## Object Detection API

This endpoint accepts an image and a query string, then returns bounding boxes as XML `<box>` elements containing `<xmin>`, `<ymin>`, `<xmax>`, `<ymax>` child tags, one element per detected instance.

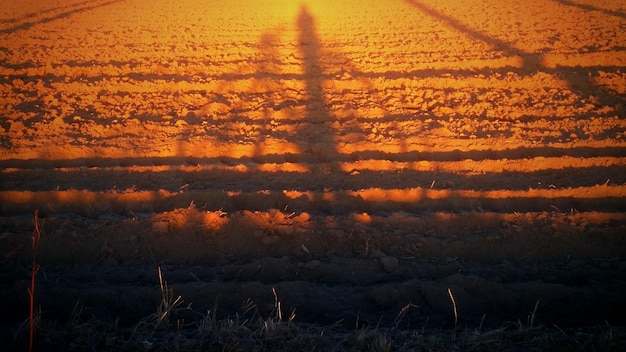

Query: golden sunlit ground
<box><xmin>1</xmin><ymin>0</ymin><xmax>626</xmax><ymax>350</ymax></box>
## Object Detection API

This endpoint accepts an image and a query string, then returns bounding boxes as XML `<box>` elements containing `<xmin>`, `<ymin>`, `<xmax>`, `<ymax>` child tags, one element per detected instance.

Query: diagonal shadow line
<box><xmin>0</xmin><ymin>0</ymin><xmax>98</xmax><ymax>25</ymax></box>
<box><xmin>402</xmin><ymin>0</ymin><xmax>624</xmax><ymax>110</ymax></box>
<box><xmin>552</xmin><ymin>0</ymin><xmax>626</xmax><ymax>20</ymax></box>
<box><xmin>0</xmin><ymin>0</ymin><xmax>125</xmax><ymax>35</ymax></box>
<box><xmin>402</xmin><ymin>0</ymin><xmax>540</xmax><ymax>71</ymax></box>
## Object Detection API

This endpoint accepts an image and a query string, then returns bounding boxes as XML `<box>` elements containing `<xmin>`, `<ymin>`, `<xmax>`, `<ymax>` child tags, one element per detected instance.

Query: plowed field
<box><xmin>1</xmin><ymin>0</ymin><xmax>626</xmax><ymax>349</ymax></box>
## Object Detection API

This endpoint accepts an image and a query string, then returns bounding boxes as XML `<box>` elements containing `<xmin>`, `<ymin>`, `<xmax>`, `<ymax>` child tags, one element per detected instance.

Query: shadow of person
<box><xmin>295</xmin><ymin>5</ymin><xmax>340</xmax><ymax>168</ymax></box>
<box><xmin>297</xmin><ymin>5</ymin><xmax>328</xmax><ymax>125</ymax></box>
<box><xmin>251</xmin><ymin>30</ymin><xmax>284</xmax><ymax>162</ymax></box>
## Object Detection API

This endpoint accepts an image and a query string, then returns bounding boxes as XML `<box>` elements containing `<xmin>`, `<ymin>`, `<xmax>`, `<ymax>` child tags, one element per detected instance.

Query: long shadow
<box><xmin>291</xmin><ymin>5</ymin><xmax>400</xmax><ymax>165</ymax></box>
<box><xmin>250</xmin><ymin>30</ymin><xmax>284</xmax><ymax>161</ymax></box>
<box><xmin>0</xmin><ymin>0</ymin><xmax>97</xmax><ymax>25</ymax></box>
<box><xmin>0</xmin><ymin>0</ymin><xmax>125</xmax><ymax>35</ymax></box>
<box><xmin>402</xmin><ymin>0</ymin><xmax>624</xmax><ymax>110</ymax></box>
<box><xmin>552</xmin><ymin>0</ymin><xmax>626</xmax><ymax>20</ymax></box>
<box><xmin>295</xmin><ymin>5</ymin><xmax>338</xmax><ymax>162</ymax></box>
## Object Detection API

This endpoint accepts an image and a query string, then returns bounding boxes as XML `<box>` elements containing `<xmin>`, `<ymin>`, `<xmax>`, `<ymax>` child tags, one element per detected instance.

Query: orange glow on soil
<box><xmin>0</xmin><ymin>0</ymin><xmax>625</xmax><ymax>217</ymax></box>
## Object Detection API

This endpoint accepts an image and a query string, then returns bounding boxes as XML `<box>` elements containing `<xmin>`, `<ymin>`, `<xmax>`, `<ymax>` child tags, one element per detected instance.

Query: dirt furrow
<box><xmin>1</xmin><ymin>184</ymin><xmax>625</xmax><ymax>217</ymax></box>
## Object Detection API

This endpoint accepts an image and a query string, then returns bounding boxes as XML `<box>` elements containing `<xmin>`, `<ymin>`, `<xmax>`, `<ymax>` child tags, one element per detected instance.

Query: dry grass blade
<box><xmin>155</xmin><ymin>266</ymin><xmax>185</xmax><ymax>329</ymax></box>
<box><xmin>28</xmin><ymin>210</ymin><xmax>44</xmax><ymax>352</ymax></box>
<box><xmin>447</xmin><ymin>288</ymin><xmax>458</xmax><ymax>329</ymax></box>
<box><xmin>448</xmin><ymin>287</ymin><xmax>459</xmax><ymax>344</ymax></box>
<box><xmin>272</xmin><ymin>287</ymin><xmax>282</xmax><ymax>322</ymax></box>
<box><xmin>394</xmin><ymin>303</ymin><xmax>418</xmax><ymax>328</ymax></box>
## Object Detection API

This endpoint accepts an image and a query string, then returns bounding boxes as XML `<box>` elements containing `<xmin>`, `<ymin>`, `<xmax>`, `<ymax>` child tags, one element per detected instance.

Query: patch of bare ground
<box><xmin>1</xmin><ymin>0</ymin><xmax>626</xmax><ymax>350</ymax></box>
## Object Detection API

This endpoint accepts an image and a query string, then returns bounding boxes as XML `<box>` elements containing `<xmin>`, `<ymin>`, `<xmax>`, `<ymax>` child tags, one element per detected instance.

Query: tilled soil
<box><xmin>1</xmin><ymin>0</ymin><xmax>626</xmax><ymax>346</ymax></box>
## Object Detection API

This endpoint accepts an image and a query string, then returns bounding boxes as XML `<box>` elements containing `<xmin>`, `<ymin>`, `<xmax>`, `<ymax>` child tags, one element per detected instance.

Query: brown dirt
<box><xmin>1</xmin><ymin>0</ymin><xmax>626</xmax><ymax>347</ymax></box>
